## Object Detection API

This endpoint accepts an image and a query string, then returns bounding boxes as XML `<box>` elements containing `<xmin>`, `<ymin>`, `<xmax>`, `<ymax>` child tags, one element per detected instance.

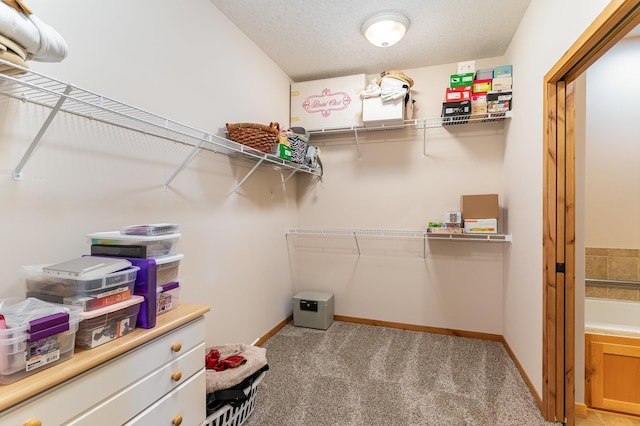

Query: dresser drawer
<box><xmin>68</xmin><ymin>343</ymin><xmax>204</xmax><ymax>425</ymax></box>
<box><xmin>0</xmin><ymin>317</ymin><xmax>205</xmax><ymax>426</ymax></box>
<box><xmin>125</xmin><ymin>368</ymin><xmax>206</xmax><ymax>426</ymax></box>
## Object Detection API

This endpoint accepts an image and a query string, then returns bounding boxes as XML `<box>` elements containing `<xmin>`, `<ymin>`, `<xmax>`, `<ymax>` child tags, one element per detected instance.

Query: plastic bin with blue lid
<box><xmin>0</xmin><ymin>297</ymin><xmax>82</xmax><ymax>384</ymax></box>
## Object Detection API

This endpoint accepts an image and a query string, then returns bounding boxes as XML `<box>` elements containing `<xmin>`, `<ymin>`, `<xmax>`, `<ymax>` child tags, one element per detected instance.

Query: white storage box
<box><xmin>76</xmin><ymin>295</ymin><xmax>143</xmax><ymax>349</ymax></box>
<box><xmin>362</xmin><ymin>97</ymin><xmax>405</xmax><ymax>127</ymax></box>
<box><xmin>464</xmin><ymin>218</ymin><xmax>498</xmax><ymax>234</ymax></box>
<box><xmin>157</xmin><ymin>281</ymin><xmax>180</xmax><ymax>316</ymax></box>
<box><xmin>87</xmin><ymin>231</ymin><xmax>181</xmax><ymax>258</ymax></box>
<box><xmin>0</xmin><ymin>298</ymin><xmax>82</xmax><ymax>384</ymax></box>
<box><xmin>290</xmin><ymin>74</ymin><xmax>366</xmax><ymax>130</ymax></box>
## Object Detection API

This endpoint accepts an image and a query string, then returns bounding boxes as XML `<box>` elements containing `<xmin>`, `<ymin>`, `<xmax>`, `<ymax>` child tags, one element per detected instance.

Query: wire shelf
<box><xmin>285</xmin><ymin>227</ymin><xmax>511</xmax><ymax>258</ymax></box>
<box><xmin>0</xmin><ymin>60</ymin><xmax>322</xmax><ymax>187</ymax></box>
<box><xmin>307</xmin><ymin>111</ymin><xmax>512</xmax><ymax>136</ymax></box>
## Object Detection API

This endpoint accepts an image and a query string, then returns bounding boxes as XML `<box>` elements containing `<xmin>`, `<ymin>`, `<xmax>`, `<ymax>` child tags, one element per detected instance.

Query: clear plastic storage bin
<box><xmin>76</xmin><ymin>295</ymin><xmax>143</xmax><ymax>349</ymax></box>
<box><xmin>155</xmin><ymin>253</ymin><xmax>183</xmax><ymax>286</ymax></box>
<box><xmin>0</xmin><ymin>298</ymin><xmax>82</xmax><ymax>384</ymax></box>
<box><xmin>24</xmin><ymin>265</ymin><xmax>139</xmax><ymax>311</ymax></box>
<box><xmin>87</xmin><ymin>231</ymin><xmax>181</xmax><ymax>258</ymax></box>
<box><xmin>157</xmin><ymin>281</ymin><xmax>180</xmax><ymax>316</ymax></box>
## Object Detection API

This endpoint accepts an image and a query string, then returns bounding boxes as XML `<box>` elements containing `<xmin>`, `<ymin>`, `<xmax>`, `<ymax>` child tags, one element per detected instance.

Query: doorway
<box><xmin>542</xmin><ymin>1</ymin><xmax>640</xmax><ymax>425</ymax></box>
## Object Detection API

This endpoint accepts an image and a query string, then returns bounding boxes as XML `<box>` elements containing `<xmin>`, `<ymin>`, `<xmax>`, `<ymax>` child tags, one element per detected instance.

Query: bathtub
<box><xmin>584</xmin><ymin>297</ymin><xmax>640</xmax><ymax>337</ymax></box>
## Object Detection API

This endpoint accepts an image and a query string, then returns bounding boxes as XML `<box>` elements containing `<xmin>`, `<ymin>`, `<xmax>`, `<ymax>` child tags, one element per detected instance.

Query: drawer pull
<box><xmin>171</xmin><ymin>342</ymin><xmax>182</xmax><ymax>352</ymax></box>
<box><xmin>172</xmin><ymin>415</ymin><xmax>183</xmax><ymax>425</ymax></box>
<box><xmin>23</xmin><ymin>420</ymin><xmax>42</xmax><ymax>426</ymax></box>
<box><xmin>171</xmin><ymin>371</ymin><xmax>183</xmax><ymax>381</ymax></box>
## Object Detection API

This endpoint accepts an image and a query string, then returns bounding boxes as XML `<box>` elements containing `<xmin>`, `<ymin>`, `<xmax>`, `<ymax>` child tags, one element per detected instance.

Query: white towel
<box><xmin>0</xmin><ymin>2</ymin><xmax>67</xmax><ymax>62</ymax></box>
<box><xmin>205</xmin><ymin>344</ymin><xmax>268</xmax><ymax>393</ymax></box>
<box><xmin>26</xmin><ymin>14</ymin><xmax>67</xmax><ymax>62</ymax></box>
<box><xmin>0</xmin><ymin>1</ymin><xmax>39</xmax><ymax>52</ymax></box>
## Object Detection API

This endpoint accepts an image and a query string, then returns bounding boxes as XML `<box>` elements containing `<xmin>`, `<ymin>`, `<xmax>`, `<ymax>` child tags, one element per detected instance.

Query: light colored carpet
<box><xmin>244</xmin><ymin>321</ymin><xmax>560</xmax><ymax>426</ymax></box>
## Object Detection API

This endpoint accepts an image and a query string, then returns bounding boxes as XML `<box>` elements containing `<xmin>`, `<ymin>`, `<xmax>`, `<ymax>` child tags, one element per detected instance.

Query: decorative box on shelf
<box><xmin>291</xmin><ymin>74</ymin><xmax>366</xmax><ymax>130</ymax></box>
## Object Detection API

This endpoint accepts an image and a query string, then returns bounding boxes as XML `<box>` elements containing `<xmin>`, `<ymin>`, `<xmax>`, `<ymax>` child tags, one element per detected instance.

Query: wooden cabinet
<box><xmin>586</xmin><ymin>333</ymin><xmax>640</xmax><ymax>416</ymax></box>
<box><xmin>0</xmin><ymin>303</ymin><xmax>209</xmax><ymax>426</ymax></box>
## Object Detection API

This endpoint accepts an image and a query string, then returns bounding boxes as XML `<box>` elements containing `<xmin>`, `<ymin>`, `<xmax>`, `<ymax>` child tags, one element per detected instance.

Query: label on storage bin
<box><xmin>91</xmin><ymin>317</ymin><xmax>135</xmax><ymax>347</ymax></box>
<box><xmin>25</xmin><ymin>336</ymin><xmax>61</xmax><ymax>372</ymax></box>
<box><xmin>157</xmin><ymin>293</ymin><xmax>174</xmax><ymax>313</ymax></box>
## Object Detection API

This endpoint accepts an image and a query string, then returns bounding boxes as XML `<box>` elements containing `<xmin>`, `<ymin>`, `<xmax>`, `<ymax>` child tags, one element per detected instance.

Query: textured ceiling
<box><xmin>209</xmin><ymin>0</ymin><xmax>531</xmax><ymax>82</ymax></box>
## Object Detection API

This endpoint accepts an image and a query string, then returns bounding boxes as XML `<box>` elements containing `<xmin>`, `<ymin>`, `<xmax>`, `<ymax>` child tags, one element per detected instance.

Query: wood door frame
<box><xmin>542</xmin><ymin>1</ymin><xmax>640</xmax><ymax>424</ymax></box>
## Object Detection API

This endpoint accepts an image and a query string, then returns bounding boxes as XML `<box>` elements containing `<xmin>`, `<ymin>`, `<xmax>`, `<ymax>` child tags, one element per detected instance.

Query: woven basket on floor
<box><xmin>226</xmin><ymin>122</ymin><xmax>280</xmax><ymax>154</ymax></box>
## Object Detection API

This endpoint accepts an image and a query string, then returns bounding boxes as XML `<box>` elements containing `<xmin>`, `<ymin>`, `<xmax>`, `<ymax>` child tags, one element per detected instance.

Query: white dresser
<box><xmin>0</xmin><ymin>303</ymin><xmax>210</xmax><ymax>426</ymax></box>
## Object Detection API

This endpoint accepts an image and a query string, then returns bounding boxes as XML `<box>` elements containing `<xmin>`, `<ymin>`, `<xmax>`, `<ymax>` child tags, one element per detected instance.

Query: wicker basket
<box><xmin>226</xmin><ymin>122</ymin><xmax>280</xmax><ymax>154</ymax></box>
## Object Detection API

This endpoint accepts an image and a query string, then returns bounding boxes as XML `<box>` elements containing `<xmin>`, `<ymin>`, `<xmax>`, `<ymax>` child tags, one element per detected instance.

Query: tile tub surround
<box><xmin>586</xmin><ymin>248</ymin><xmax>639</xmax><ymax>282</ymax></box>
<box><xmin>585</xmin><ymin>283</ymin><xmax>640</xmax><ymax>302</ymax></box>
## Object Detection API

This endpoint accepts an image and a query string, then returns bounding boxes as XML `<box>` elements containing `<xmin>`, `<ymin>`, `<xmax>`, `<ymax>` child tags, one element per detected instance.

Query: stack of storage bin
<box><xmin>23</xmin><ymin>256</ymin><xmax>143</xmax><ymax>349</ymax></box>
<box><xmin>87</xmin><ymin>223</ymin><xmax>183</xmax><ymax>330</ymax></box>
<box><xmin>0</xmin><ymin>297</ymin><xmax>82</xmax><ymax>383</ymax></box>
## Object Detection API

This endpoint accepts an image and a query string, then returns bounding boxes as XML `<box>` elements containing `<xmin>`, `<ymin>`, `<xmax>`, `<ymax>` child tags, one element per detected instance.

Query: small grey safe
<box><xmin>293</xmin><ymin>291</ymin><xmax>334</xmax><ymax>330</ymax></box>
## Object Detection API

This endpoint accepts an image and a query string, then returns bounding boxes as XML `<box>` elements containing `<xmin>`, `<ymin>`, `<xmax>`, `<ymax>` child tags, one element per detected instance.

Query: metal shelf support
<box><xmin>270</xmin><ymin>169</ymin><xmax>298</xmax><ymax>196</ymax></box>
<box><xmin>163</xmin><ymin>133</ymin><xmax>211</xmax><ymax>190</ymax></box>
<box><xmin>13</xmin><ymin>84</ymin><xmax>73</xmax><ymax>180</ymax></box>
<box><xmin>234</xmin><ymin>158</ymin><xmax>264</xmax><ymax>193</ymax></box>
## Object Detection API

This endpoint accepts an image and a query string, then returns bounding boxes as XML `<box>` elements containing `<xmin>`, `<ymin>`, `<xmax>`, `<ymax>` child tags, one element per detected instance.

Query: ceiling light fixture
<box><xmin>361</xmin><ymin>12</ymin><xmax>410</xmax><ymax>47</ymax></box>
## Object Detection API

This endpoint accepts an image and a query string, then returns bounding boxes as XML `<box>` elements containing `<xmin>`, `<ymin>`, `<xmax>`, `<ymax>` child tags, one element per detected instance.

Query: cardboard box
<box><xmin>441</xmin><ymin>101</ymin><xmax>471</xmax><ymax>125</ymax></box>
<box><xmin>450</xmin><ymin>73</ymin><xmax>474</xmax><ymax>87</ymax></box>
<box><xmin>290</xmin><ymin>74</ymin><xmax>366</xmax><ymax>130</ymax></box>
<box><xmin>493</xmin><ymin>65</ymin><xmax>513</xmax><ymax>78</ymax></box>
<box><xmin>488</xmin><ymin>101</ymin><xmax>510</xmax><ymax>113</ymax></box>
<box><xmin>471</xmin><ymin>102</ymin><xmax>487</xmax><ymax>115</ymax></box>
<box><xmin>471</xmin><ymin>93</ymin><xmax>487</xmax><ymax>103</ymax></box>
<box><xmin>492</xmin><ymin>77</ymin><xmax>512</xmax><ymax>91</ymax></box>
<box><xmin>362</xmin><ymin>97</ymin><xmax>404</xmax><ymax>127</ymax></box>
<box><xmin>487</xmin><ymin>91</ymin><xmax>512</xmax><ymax>112</ymax></box>
<box><xmin>475</xmin><ymin>68</ymin><xmax>494</xmax><ymax>80</ymax></box>
<box><xmin>276</xmin><ymin>143</ymin><xmax>292</xmax><ymax>161</ymax></box>
<box><xmin>445</xmin><ymin>88</ymin><xmax>471</xmax><ymax>102</ymax></box>
<box><xmin>461</xmin><ymin>194</ymin><xmax>499</xmax><ymax>219</ymax></box>
<box><xmin>464</xmin><ymin>218</ymin><xmax>498</xmax><ymax>234</ymax></box>
<box><xmin>487</xmin><ymin>91</ymin><xmax>512</xmax><ymax>102</ymax></box>
<box><xmin>473</xmin><ymin>79</ymin><xmax>492</xmax><ymax>93</ymax></box>
<box><xmin>445</xmin><ymin>211</ymin><xmax>462</xmax><ymax>224</ymax></box>
<box><xmin>448</xmin><ymin>85</ymin><xmax>473</xmax><ymax>93</ymax></box>
<box><xmin>457</xmin><ymin>60</ymin><xmax>475</xmax><ymax>74</ymax></box>
<box><xmin>427</xmin><ymin>227</ymin><xmax>463</xmax><ymax>234</ymax></box>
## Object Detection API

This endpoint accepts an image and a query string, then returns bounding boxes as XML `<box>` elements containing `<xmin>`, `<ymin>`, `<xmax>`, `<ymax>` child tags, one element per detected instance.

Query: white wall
<box><xmin>501</xmin><ymin>0</ymin><xmax>610</xmax><ymax>402</ymax></box>
<box><xmin>295</xmin><ymin>58</ymin><xmax>508</xmax><ymax>335</ymax></box>
<box><xmin>0</xmin><ymin>0</ymin><xmax>296</xmax><ymax>346</ymax></box>
<box><xmin>1</xmin><ymin>0</ymin><xmax>620</xmax><ymax>408</ymax></box>
<box><xmin>585</xmin><ymin>35</ymin><xmax>640</xmax><ymax>248</ymax></box>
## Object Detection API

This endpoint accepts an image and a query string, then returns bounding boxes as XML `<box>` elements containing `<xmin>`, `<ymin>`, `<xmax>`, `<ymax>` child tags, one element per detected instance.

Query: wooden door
<box><xmin>542</xmin><ymin>1</ymin><xmax>640</xmax><ymax>424</ymax></box>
